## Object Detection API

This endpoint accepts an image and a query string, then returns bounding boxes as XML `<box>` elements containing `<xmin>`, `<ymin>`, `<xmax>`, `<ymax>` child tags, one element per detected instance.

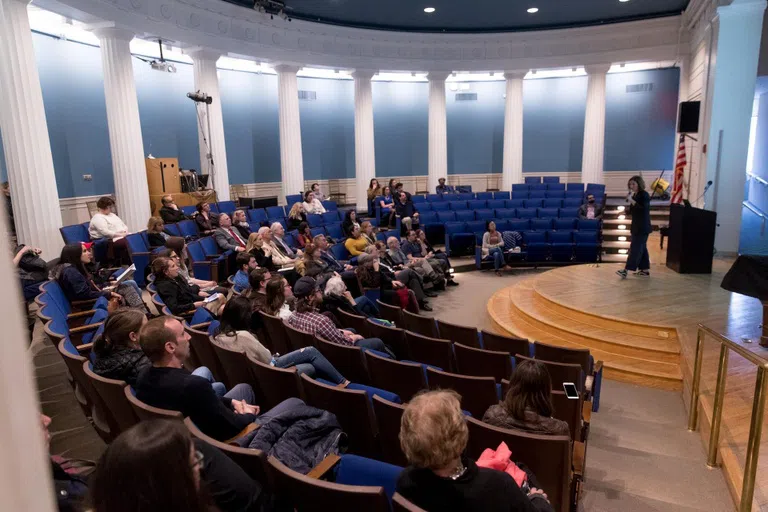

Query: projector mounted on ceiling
<box><xmin>253</xmin><ymin>0</ymin><xmax>292</xmax><ymax>21</ymax></box>
<box><xmin>149</xmin><ymin>39</ymin><xmax>176</xmax><ymax>73</ymax></box>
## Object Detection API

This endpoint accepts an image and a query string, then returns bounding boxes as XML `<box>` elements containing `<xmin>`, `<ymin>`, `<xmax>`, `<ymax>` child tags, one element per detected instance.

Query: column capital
<box><xmin>185</xmin><ymin>47</ymin><xmax>221</xmax><ymax>62</ymax></box>
<box><xmin>352</xmin><ymin>69</ymin><xmax>377</xmax><ymax>80</ymax></box>
<box><xmin>91</xmin><ymin>26</ymin><xmax>134</xmax><ymax>42</ymax></box>
<box><xmin>428</xmin><ymin>71</ymin><xmax>450</xmax><ymax>82</ymax></box>
<box><xmin>584</xmin><ymin>64</ymin><xmax>611</xmax><ymax>75</ymax></box>
<box><xmin>274</xmin><ymin>64</ymin><xmax>301</xmax><ymax>74</ymax></box>
<box><xmin>504</xmin><ymin>70</ymin><xmax>528</xmax><ymax>80</ymax></box>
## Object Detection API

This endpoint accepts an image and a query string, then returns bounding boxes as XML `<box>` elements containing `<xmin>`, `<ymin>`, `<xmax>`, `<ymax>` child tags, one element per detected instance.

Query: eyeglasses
<box><xmin>191</xmin><ymin>449</ymin><xmax>204</xmax><ymax>469</ymax></box>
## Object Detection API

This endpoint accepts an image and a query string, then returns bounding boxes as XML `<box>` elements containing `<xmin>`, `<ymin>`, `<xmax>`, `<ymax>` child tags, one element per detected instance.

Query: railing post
<box><xmin>707</xmin><ymin>344</ymin><xmax>730</xmax><ymax>468</ymax></box>
<box><xmin>688</xmin><ymin>328</ymin><xmax>705</xmax><ymax>431</ymax></box>
<box><xmin>739</xmin><ymin>366</ymin><xmax>768</xmax><ymax>512</ymax></box>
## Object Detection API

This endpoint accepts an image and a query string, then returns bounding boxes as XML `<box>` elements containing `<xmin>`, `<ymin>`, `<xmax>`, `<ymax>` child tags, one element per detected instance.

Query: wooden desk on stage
<box><xmin>149</xmin><ymin>191</ymin><xmax>217</xmax><ymax>215</ymax></box>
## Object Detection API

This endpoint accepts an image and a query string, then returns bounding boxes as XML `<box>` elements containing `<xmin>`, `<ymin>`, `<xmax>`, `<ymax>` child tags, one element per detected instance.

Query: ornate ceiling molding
<box><xmin>46</xmin><ymin>0</ymin><xmax>688</xmax><ymax>71</ymax></box>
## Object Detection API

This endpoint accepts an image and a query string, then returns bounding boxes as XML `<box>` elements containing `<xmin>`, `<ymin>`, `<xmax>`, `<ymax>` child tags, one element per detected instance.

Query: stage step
<box><xmin>600</xmin><ymin>254</ymin><xmax>628</xmax><ymax>263</ymax></box>
<box><xmin>488</xmin><ymin>280</ymin><xmax>682</xmax><ymax>390</ymax></box>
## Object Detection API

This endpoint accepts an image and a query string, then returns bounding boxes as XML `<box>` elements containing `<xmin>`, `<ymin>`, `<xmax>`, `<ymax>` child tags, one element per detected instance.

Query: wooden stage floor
<box><xmin>487</xmin><ymin>259</ymin><xmax>767</xmax><ymax>510</ymax></box>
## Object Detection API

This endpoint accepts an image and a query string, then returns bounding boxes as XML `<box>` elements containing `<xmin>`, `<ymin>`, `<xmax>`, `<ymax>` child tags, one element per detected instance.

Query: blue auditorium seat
<box><xmin>267</xmin><ymin>218</ymin><xmax>287</xmax><ymax>230</ymax></box>
<box><xmin>543</xmin><ymin>199</ymin><xmax>563</xmax><ymax>208</ymax></box>
<box><xmin>330</xmin><ymin>243</ymin><xmax>350</xmax><ymax>261</ymax></box>
<box><xmin>530</xmin><ymin>183</ymin><xmax>548</xmax><ymax>191</ymax></box>
<box><xmin>565</xmin><ymin>190</ymin><xmax>585</xmax><ymax>199</ymax></box>
<box><xmin>507</xmin><ymin>219</ymin><xmax>530</xmax><ymax>232</ymax></box>
<box><xmin>545</xmin><ymin>191</ymin><xmax>565</xmax><ymax>199</ymax></box>
<box><xmin>418</xmin><ymin>211</ymin><xmax>438</xmax><ymax>225</ymax></box>
<box><xmin>181</xmin><ymin>205</ymin><xmax>197</xmax><ymax>216</ymax></box>
<box><xmin>531</xmin><ymin>219</ymin><xmax>553</xmax><ymax>231</ymax></box>
<box><xmin>322</xmin><ymin>211</ymin><xmax>340</xmax><ymax>225</ymax></box>
<box><xmin>286</xmin><ymin>194</ymin><xmax>303</xmax><ymax>205</ymax></box>
<box><xmin>165</xmin><ymin>223</ymin><xmax>182</xmax><ymax>237</ymax></box>
<box><xmin>549</xmin><ymin>231</ymin><xmax>574</xmax><ymax>262</ymax></box>
<box><xmin>505</xmin><ymin>199</ymin><xmax>524</xmax><ymax>209</ymax></box>
<box><xmin>474</xmin><ymin>209</ymin><xmax>494</xmax><ymax>221</ymax></box>
<box><xmin>529</xmin><ymin>190</ymin><xmax>546</xmax><ymax>199</ymax></box>
<box><xmin>559</xmin><ymin>207</ymin><xmax>579</xmax><ymax>218</ymax></box>
<box><xmin>208</xmin><ymin>203</ymin><xmax>220</xmax><ymax>214</ymax></box>
<box><xmin>465</xmin><ymin>220</ymin><xmax>486</xmax><ymax>236</ymax></box>
<box><xmin>578</xmin><ymin>219</ymin><xmax>601</xmax><ymax>231</ymax></box>
<box><xmin>524</xmin><ymin>231</ymin><xmax>548</xmax><ymax>261</ymax></box>
<box><xmin>325</xmin><ymin>222</ymin><xmax>343</xmax><ymax>240</ymax></box>
<box><xmin>448</xmin><ymin>201</ymin><xmax>468</xmax><ymax>211</ymax></box>
<box><xmin>563</xmin><ymin>198</ymin><xmax>583</xmax><ymax>207</ymax></box>
<box><xmin>574</xmin><ymin>231</ymin><xmax>599</xmax><ymax>262</ymax></box>
<box><xmin>546</xmin><ymin>182</ymin><xmax>565</xmax><ymax>191</ymax></box>
<box><xmin>523</xmin><ymin>199</ymin><xmax>543</xmax><ymax>209</ymax></box>
<box><xmin>524</xmin><ymin>177</ymin><xmax>542</xmax><ymax>184</ymax></box>
<box><xmin>511</xmin><ymin>190</ymin><xmax>529</xmax><ymax>200</ymax></box>
<box><xmin>467</xmin><ymin>200</ymin><xmax>486</xmax><ymax>210</ymax></box>
<box><xmin>266</xmin><ymin>206</ymin><xmax>285</xmax><ymax>219</ymax></box>
<box><xmin>310</xmin><ymin>226</ymin><xmax>326</xmax><ymax>239</ymax></box>
<box><xmin>322</xmin><ymin>200</ymin><xmax>338</xmax><ymax>211</ymax></box>
<box><xmin>566</xmin><ymin>183</ymin><xmax>584</xmax><ymax>191</ymax></box>
<box><xmin>411</xmin><ymin>194</ymin><xmax>427</xmax><ymax>203</ymax></box>
<box><xmin>538</xmin><ymin>208</ymin><xmax>559</xmax><ymax>219</ymax></box>
<box><xmin>476</xmin><ymin>192</ymin><xmax>493</xmax><ymax>200</ymax></box>
<box><xmin>437</xmin><ymin>211</ymin><xmax>456</xmax><ymax>223</ymax></box>
<box><xmin>125</xmin><ymin>233</ymin><xmax>152</xmax><ymax>287</ymax></box>
<box><xmin>334</xmin><ymin>454</ymin><xmax>403</xmax><ymax>499</ymax></box>
<box><xmin>217</xmin><ymin>201</ymin><xmax>237</xmax><ymax>214</ymax></box>
<box><xmin>430</xmin><ymin>202</ymin><xmax>449</xmax><ymax>211</ymax></box>
<box><xmin>177</xmin><ymin>220</ymin><xmax>199</xmax><ymax>239</ymax></box>
<box><xmin>585</xmin><ymin>183</ymin><xmax>605</xmax><ymax>194</ymax></box>
<box><xmin>456</xmin><ymin>192</ymin><xmax>474</xmax><ymax>201</ymax></box>
<box><xmin>187</xmin><ymin>241</ymin><xmax>219</xmax><ymax>282</ymax></box>
<box><xmin>543</xmin><ymin>176</ymin><xmax>560</xmax><ymax>184</ymax></box>
<box><xmin>444</xmin><ymin>222</ymin><xmax>469</xmax><ymax>256</ymax></box>
<box><xmin>307</xmin><ymin>214</ymin><xmax>324</xmax><ymax>228</ymax></box>
<box><xmin>518</xmin><ymin>208</ymin><xmax>537</xmax><ymax>219</ymax></box>
<box><xmin>493</xmin><ymin>219</ymin><xmax>510</xmax><ymax>232</ymax></box>
<box><xmin>487</xmin><ymin>199</ymin><xmax>506</xmax><ymax>210</ymax></box>
<box><xmin>455</xmin><ymin>210</ymin><xmax>474</xmax><ymax>222</ymax></box>
<box><xmin>60</xmin><ymin>224</ymin><xmax>89</xmax><ymax>245</ymax></box>
<box><xmin>554</xmin><ymin>218</ymin><xmax>577</xmax><ymax>231</ymax></box>
<box><xmin>427</xmin><ymin>194</ymin><xmax>443</xmax><ymax>202</ymax></box>
<box><xmin>248</xmin><ymin>208</ymin><xmax>268</xmax><ymax>223</ymax></box>
<box><xmin>493</xmin><ymin>191</ymin><xmax>511</xmax><ymax>200</ymax></box>
<box><xmin>418</xmin><ymin>202</ymin><xmax>433</xmax><ymax>211</ymax></box>
<box><xmin>495</xmin><ymin>209</ymin><xmax>517</xmax><ymax>220</ymax></box>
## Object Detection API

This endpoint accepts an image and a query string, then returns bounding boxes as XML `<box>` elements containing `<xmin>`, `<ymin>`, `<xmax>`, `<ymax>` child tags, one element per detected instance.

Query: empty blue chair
<box><xmin>267</xmin><ymin>218</ymin><xmax>286</xmax><ymax>230</ymax></box>
<box><xmin>529</xmin><ymin>190</ymin><xmax>546</xmax><ymax>199</ymax></box>
<box><xmin>165</xmin><ymin>224</ymin><xmax>182</xmax><ymax>237</ymax></box>
<box><xmin>530</xmin><ymin>183</ymin><xmax>548</xmax><ymax>191</ymax></box>
<box><xmin>538</xmin><ymin>208</ymin><xmax>559</xmax><ymax>219</ymax></box>
<box><xmin>507</xmin><ymin>219</ymin><xmax>530</xmax><ymax>232</ymax></box>
<box><xmin>125</xmin><ymin>233</ymin><xmax>151</xmax><ymax>287</ymax></box>
<box><xmin>531</xmin><ymin>219</ymin><xmax>553</xmax><ymax>231</ymax></box>
<box><xmin>437</xmin><ymin>211</ymin><xmax>456</xmax><ymax>223</ymax></box>
<box><xmin>465</xmin><ymin>220</ymin><xmax>486</xmax><ymax>235</ymax></box>
<box><xmin>506</xmin><ymin>199</ymin><xmax>525</xmax><ymax>209</ymax></box>
<box><xmin>549</xmin><ymin>231</ymin><xmax>574</xmax><ymax>261</ymax></box>
<box><xmin>444</xmin><ymin>222</ymin><xmax>474</xmax><ymax>256</ymax></box>
<box><xmin>177</xmin><ymin>220</ymin><xmax>199</xmax><ymax>239</ymax></box>
<box><xmin>547</xmin><ymin>183</ymin><xmax>566</xmax><ymax>192</ymax></box>
<box><xmin>329</xmin><ymin>242</ymin><xmax>350</xmax><ymax>261</ymax></box>
<box><xmin>563</xmin><ymin>198</ymin><xmax>583</xmax><ymax>208</ymax></box>
<box><xmin>325</xmin><ymin>222</ymin><xmax>343</xmax><ymax>240</ymax></box>
<box><xmin>493</xmin><ymin>219</ymin><xmax>510</xmax><ymax>232</ymax></box>
<box><xmin>455</xmin><ymin>210</ymin><xmax>474</xmax><ymax>222</ymax></box>
<box><xmin>430</xmin><ymin>202</ymin><xmax>450</xmax><ymax>211</ymax></box>
<box><xmin>511</xmin><ymin>190</ymin><xmax>529</xmax><ymax>200</ymax></box>
<box><xmin>411</xmin><ymin>194</ymin><xmax>427</xmax><ymax>203</ymax></box>
<box><xmin>307</xmin><ymin>214</ymin><xmax>324</xmax><ymax>228</ymax></box>
<box><xmin>283</xmin><ymin>233</ymin><xmax>297</xmax><ymax>249</ymax></box>
<box><xmin>474</xmin><ymin>209</ymin><xmax>494</xmax><ymax>221</ymax></box>
<box><xmin>522</xmin><ymin>199</ymin><xmax>543</xmax><ymax>209</ymax></box>
<box><xmin>493</xmin><ymin>191</ymin><xmax>511</xmax><ymax>200</ymax></box>
<box><xmin>495</xmin><ymin>209</ymin><xmax>517</xmax><ymax>220</ymax></box>
<box><xmin>566</xmin><ymin>183</ymin><xmax>584</xmax><ymax>191</ymax></box>
<box><xmin>554</xmin><ymin>218</ymin><xmax>577</xmax><ymax>230</ymax></box>
<box><xmin>476</xmin><ymin>192</ymin><xmax>493</xmax><ymax>200</ymax></box>
<box><xmin>322</xmin><ymin>200</ymin><xmax>338</xmax><ymax>211</ymax></box>
<box><xmin>544</xmin><ymin>199</ymin><xmax>563</xmax><ymax>208</ymax></box>
<box><xmin>524</xmin><ymin>231</ymin><xmax>548</xmax><ymax>261</ymax></box>
<box><xmin>208</xmin><ymin>203</ymin><xmax>220</xmax><ymax>214</ymax></box>
<box><xmin>487</xmin><ymin>199</ymin><xmax>506</xmax><ymax>210</ymax></box>
<box><xmin>334</xmin><ymin>454</ymin><xmax>403</xmax><ymax>500</ymax></box>
<box><xmin>322</xmin><ymin>211</ymin><xmax>340</xmax><ymax>225</ymax></box>
<box><xmin>286</xmin><ymin>194</ymin><xmax>303</xmax><ymax>205</ymax></box>
<box><xmin>574</xmin><ymin>231</ymin><xmax>599</xmax><ymax>262</ymax></box>
<box><xmin>518</xmin><ymin>208</ymin><xmax>537</xmax><ymax>219</ymax></box>
<box><xmin>181</xmin><ymin>205</ymin><xmax>197</xmax><ymax>216</ymax></box>
<box><xmin>468</xmin><ymin>200</ymin><xmax>486</xmax><ymax>210</ymax></box>
<box><xmin>217</xmin><ymin>201</ymin><xmax>237</xmax><ymax>213</ymax></box>
<box><xmin>248</xmin><ymin>209</ymin><xmax>268</xmax><ymax>223</ymax></box>
<box><xmin>585</xmin><ymin>183</ymin><xmax>606</xmax><ymax>194</ymax></box>
<box><xmin>456</xmin><ymin>193</ymin><xmax>474</xmax><ymax>201</ymax></box>
<box><xmin>248</xmin><ymin>221</ymin><xmax>261</xmax><ymax>234</ymax></box>
<box><xmin>565</xmin><ymin>190</ymin><xmax>584</xmax><ymax>199</ymax></box>
<box><xmin>266</xmin><ymin>206</ymin><xmax>285</xmax><ymax>219</ymax></box>
<box><xmin>545</xmin><ymin>191</ymin><xmax>565</xmax><ymax>199</ymax></box>
<box><xmin>418</xmin><ymin>202</ymin><xmax>433</xmax><ymax>211</ymax></box>
<box><xmin>310</xmin><ymin>226</ymin><xmax>326</xmax><ymax>239</ymax></box>
<box><xmin>524</xmin><ymin>177</ymin><xmax>542</xmax><ymax>184</ymax></box>
<box><xmin>60</xmin><ymin>224</ymin><xmax>89</xmax><ymax>245</ymax></box>
<box><xmin>419</xmin><ymin>211</ymin><xmax>439</xmax><ymax>225</ymax></box>
<box><xmin>543</xmin><ymin>176</ymin><xmax>560</xmax><ymax>184</ymax></box>
<box><xmin>448</xmin><ymin>201</ymin><xmax>468</xmax><ymax>211</ymax></box>
<box><xmin>427</xmin><ymin>194</ymin><xmax>443</xmax><ymax>202</ymax></box>
<box><xmin>578</xmin><ymin>219</ymin><xmax>601</xmax><ymax>231</ymax></box>
<box><xmin>559</xmin><ymin>208</ymin><xmax>579</xmax><ymax>218</ymax></box>
<box><xmin>512</xmin><ymin>184</ymin><xmax>529</xmax><ymax>192</ymax></box>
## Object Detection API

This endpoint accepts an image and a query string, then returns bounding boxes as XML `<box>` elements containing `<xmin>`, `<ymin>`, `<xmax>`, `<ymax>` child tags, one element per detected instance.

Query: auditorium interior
<box><xmin>3</xmin><ymin>0</ymin><xmax>768</xmax><ymax>510</ymax></box>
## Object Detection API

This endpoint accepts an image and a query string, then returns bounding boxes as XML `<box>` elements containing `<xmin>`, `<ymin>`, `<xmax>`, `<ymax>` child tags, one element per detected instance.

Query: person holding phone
<box><xmin>617</xmin><ymin>175</ymin><xmax>652</xmax><ymax>279</ymax></box>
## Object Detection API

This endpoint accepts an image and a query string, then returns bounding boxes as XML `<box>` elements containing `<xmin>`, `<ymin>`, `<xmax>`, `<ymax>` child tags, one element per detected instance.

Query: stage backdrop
<box><xmin>0</xmin><ymin>33</ymin><xmax>680</xmax><ymax>198</ymax></box>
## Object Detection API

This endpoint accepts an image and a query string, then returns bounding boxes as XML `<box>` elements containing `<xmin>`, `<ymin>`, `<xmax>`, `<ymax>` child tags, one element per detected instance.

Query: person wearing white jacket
<box><xmin>88</xmin><ymin>196</ymin><xmax>130</xmax><ymax>264</ymax></box>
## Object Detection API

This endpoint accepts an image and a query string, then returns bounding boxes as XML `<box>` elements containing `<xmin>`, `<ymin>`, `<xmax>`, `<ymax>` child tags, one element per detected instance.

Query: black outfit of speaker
<box><xmin>665</xmin><ymin>204</ymin><xmax>717</xmax><ymax>274</ymax></box>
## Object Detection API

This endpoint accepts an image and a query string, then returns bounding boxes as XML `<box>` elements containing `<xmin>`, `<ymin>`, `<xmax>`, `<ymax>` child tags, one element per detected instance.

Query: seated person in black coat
<box><xmin>92</xmin><ymin>308</ymin><xmax>149</xmax><ymax>386</ymax></box>
<box><xmin>158</xmin><ymin>194</ymin><xmax>188</xmax><ymax>224</ymax></box>
<box><xmin>195</xmin><ymin>201</ymin><xmax>219</xmax><ymax>236</ymax></box>
<box><xmin>397</xmin><ymin>390</ymin><xmax>553</xmax><ymax>512</ymax></box>
<box><xmin>152</xmin><ymin>256</ymin><xmax>226</xmax><ymax>317</ymax></box>
<box><xmin>146</xmin><ymin>216</ymin><xmax>185</xmax><ymax>255</ymax></box>
<box><xmin>135</xmin><ymin>316</ymin><xmax>303</xmax><ymax>442</ymax></box>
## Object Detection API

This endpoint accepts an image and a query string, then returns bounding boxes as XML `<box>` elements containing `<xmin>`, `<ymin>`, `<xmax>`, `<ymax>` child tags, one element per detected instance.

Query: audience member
<box><xmin>89</xmin><ymin>419</ymin><xmax>265</xmax><ymax>512</ymax></box>
<box><xmin>287</xmin><ymin>202</ymin><xmax>307</xmax><ymax>230</ymax></box>
<box><xmin>402</xmin><ymin>230</ymin><xmax>453</xmax><ymax>285</ymax></box>
<box><xmin>397</xmin><ymin>390</ymin><xmax>553</xmax><ymax>512</ymax></box>
<box><xmin>388</xmin><ymin>178</ymin><xmax>398</xmax><ymax>192</ymax></box>
<box><xmin>270</xmin><ymin>222</ymin><xmax>301</xmax><ymax>260</ymax></box>
<box><xmin>194</xmin><ymin>202</ymin><xmax>218</xmax><ymax>236</ymax></box>
<box><xmin>387</xmin><ymin>236</ymin><xmax>443</xmax><ymax>289</ymax></box>
<box><xmin>313</xmin><ymin>234</ymin><xmax>360</xmax><ymax>294</ymax></box>
<box><xmin>88</xmin><ymin>196</ymin><xmax>130</xmax><ymax>264</ymax></box>
<box><xmin>357</xmin><ymin>250</ymin><xmax>425</xmax><ymax>312</ymax></box>
<box><xmin>378</xmin><ymin>185</ymin><xmax>395</xmax><ymax>227</ymax></box>
<box><xmin>43</xmin><ymin>414</ymin><xmax>89</xmax><ymax>511</ymax></box>
<box><xmin>51</xmin><ymin>243</ymin><xmax>144</xmax><ymax>309</ymax></box>
<box><xmin>259</xmin><ymin>226</ymin><xmax>296</xmax><ymax>269</ymax></box>
<box><xmin>483</xmin><ymin>220</ymin><xmax>509</xmax><ymax>276</ymax></box>
<box><xmin>361</xmin><ymin>221</ymin><xmax>377</xmax><ymax>246</ymax></box>
<box><xmin>395</xmin><ymin>182</ymin><xmax>411</xmax><ymax>201</ymax></box>
<box><xmin>214</xmin><ymin>296</ymin><xmax>349</xmax><ymax>385</ymax></box>
<box><xmin>214</xmin><ymin>213</ymin><xmax>247</xmax><ymax>252</ymax></box>
<box><xmin>310</xmin><ymin>183</ymin><xmax>326</xmax><ymax>202</ymax></box>
<box><xmin>286</xmin><ymin>276</ymin><xmax>392</xmax><ymax>355</ymax></box>
<box><xmin>264</xmin><ymin>275</ymin><xmax>294</xmax><ymax>319</ymax></box>
<box><xmin>92</xmin><ymin>308</ymin><xmax>149</xmax><ymax>386</ymax></box>
<box><xmin>395</xmin><ymin>191</ymin><xmax>419</xmax><ymax>232</ymax></box>
<box><xmin>367</xmin><ymin>178</ymin><xmax>381</xmax><ymax>213</ymax></box>
<box><xmin>483</xmin><ymin>359</ymin><xmax>570</xmax><ymax>437</ymax></box>
<box><xmin>155</xmin><ymin>248</ymin><xmax>223</xmax><ymax>293</ymax></box>
<box><xmin>146</xmin><ymin>216</ymin><xmax>185</xmax><ymax>255</ymax></box>
<box><xmin>233</xmin><ymin>252</ymin><xmax>258</xmax><ymax>292</ymax></box>
<box><xmin>436</xmin><ymin>177</ymin><xmax>454</xmax><ymax>195</ymax></box>
<box><xmin>301</xmin><ymin>242</ymin><xmax>329</xmax><ymax>278</ymax></box>
<box><xmin>322</xmin><ymin>273</ymin><xmax>380</xmax><ymax>318</ymax></box>
<box><xmin>296</xmin><ymin>221</ymin><xmax>313</xmax><ymax>249</ymax></box>
<box><xmin>152</xmin><ymin>257</ymin><xmax>226</xmax><ymax>317</ymax></box>
<box><xmin>245</xmin><ymin>232</ymin><xmax>276</xmax><ymax>271</ymax></box>
<box><xmin>158</xmin><ymin>195</ymin><xmax>187</xmax><ymax>223</ymax></box>
<box><xmin>344</xmin><ymin>225</ymin><xmax>369</xmax><ymax>257</ymax></box>
<box><xmin>136</xmin><ymin>317</ymin><xmax>301</xmax><ymax>441</ymax></box>
<box><xmin>14</xmin><ymin>244</ymin><xmax>47</xmax><ymax>301</ymax></box>
<box><xmin>374</xmin><ymin>241</ymin><xmax>433</xmax><ymax>303</ymax></box>
<box><xmin>245</xmin><ymin>267</ymin><xmax>271</xmax><ymax>312</ymax></box>
<box><xmin>578</xmin><ymin>194</ymin><xmax>604</xmax><ymax>220</ymax></box>
<box><xmin>618</xmin><ymin>175</ymin><xmax>652</xmax><ymax>279</ymax></box>
<box><xmin>416</xmin><ymin>229</ymin><xmax>456</xmax><ymax>285</ymax></box>
<box><xmin>302</xmin><ymin>190</ymin><xmax>326</xmax><ymax>215</ymax></box>
<box><xmin>342</xmin><ymin>210</ymin><xmax>360</xmax><ymax>237</ymax></box>
<box><xmin>232</xmin><ymin>209</ymin><xmax>252</xmax><ymax>239</ymax></box>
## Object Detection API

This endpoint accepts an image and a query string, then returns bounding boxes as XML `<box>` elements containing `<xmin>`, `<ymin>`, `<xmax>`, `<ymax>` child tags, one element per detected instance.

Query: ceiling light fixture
<box><xmin>527</xmin><ymin>7</ymin><xmax>539</xmax><ymax>14</ymax></box>
<box><xmin>424</xmin><ymin>7</ymin><xmax>436</xmax><ymax>13</ymax></box>
<box><xmin>619</xmin><ymin>0</ymin><xmax>630</xmax><ymax>3</ymax></box>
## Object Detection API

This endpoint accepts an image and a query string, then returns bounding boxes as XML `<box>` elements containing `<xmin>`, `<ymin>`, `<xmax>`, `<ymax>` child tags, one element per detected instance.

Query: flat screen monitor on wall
<box><xmin>677</xmin><ymin>101</ymin><xmax>700</xmax><ymax>133</ymax></box>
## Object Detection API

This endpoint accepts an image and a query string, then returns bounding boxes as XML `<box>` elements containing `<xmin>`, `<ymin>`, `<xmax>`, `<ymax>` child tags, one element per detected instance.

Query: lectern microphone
<box><xmin>187</xmin><ymin>91</ymin><xmax>213</xmax><ymax>104</ymax></box>
<box><xmin>690</xmin><ymin>180</ymin><xmax>713</xmax><ymax>206</ymax></box>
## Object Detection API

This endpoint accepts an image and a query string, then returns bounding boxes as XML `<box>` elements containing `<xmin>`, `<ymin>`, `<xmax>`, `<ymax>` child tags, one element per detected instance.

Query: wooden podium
<box><xmin>145</xmin><ymin>158</ymin><xmax>217</xmax><ymax>214</ymax></box>
<box><xmin>665</xmin><ymin>204</ymin><xmax>717</xmax><ymax>274</ymax></box>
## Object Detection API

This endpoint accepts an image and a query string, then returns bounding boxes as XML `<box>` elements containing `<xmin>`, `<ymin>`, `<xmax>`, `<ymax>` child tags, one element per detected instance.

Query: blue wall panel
<box><xmin>604</xmin><ymin>68</ymin><xmax>679</xmax><ymax>170</ymax></box>
<box><xmin>446</xmin><ymin>81</ymin><xmax>505</xmax><ymax>174</ymax></box>
<box><xmin>372</xmin><ymin>81</ymin><xmax>428</xmax><ymax>176</ymax></box>
<box><xmin>219</xmin><ymin>70</ymin><xmax>281</xmax><ymax>184</ymax></box>
<box><xmin>523</xmin><ymin>76</ymin><xmax>587</xmax><ymax>172</ymax></box>
<box><xmin>740</xmin><ymin>91</ymin><xmax>768</xmax><ymax>255</ymax></box>
<box><xmin>298</xmin><ymin>77</ymin><xmax>355</xmax><ymax>180</ymax></box>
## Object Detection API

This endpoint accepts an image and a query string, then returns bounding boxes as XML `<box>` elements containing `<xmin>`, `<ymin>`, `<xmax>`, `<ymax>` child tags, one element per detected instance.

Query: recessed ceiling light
<box><xmin>619</xmin><ymin>0</ymin><xmax>630</xmax><ymax>2</ymax></box>
<box><xmin>527</xmin><ymin>7</ymin><xmax>539</xmax><ymax>14</ymax></box>
<box><xmin>424</xmin><ymin>7</ymin><xmax>436</xmax><ymax>13</ymax></box>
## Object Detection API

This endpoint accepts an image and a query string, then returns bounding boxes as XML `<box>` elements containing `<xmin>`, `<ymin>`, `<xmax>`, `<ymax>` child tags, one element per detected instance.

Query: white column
<box><xmin>188</xmin><ymin>49</ymin><xmax>230</xmax><ymax>202</ymax></box>
<box><xmin>93</xmin><ymin>27</ymin><xmax>151</xmax><ymax>232</ymax></box>
<box><xmin>275</xmin><ymin>64</ymin><xmax>305</xmax><ymax>204</ymax></box>
<box><xmin>502</xmin><ymin>71</ymin><xmax>527</xmax><ymax>190</ymax></box>
<box><xmin>428</xmin><ymin>72</ymin><xmax>449</xmax><ymax>193</ymax></box>
<box><xmin>0</xmin><ymin>0</ymin><xmax>62</xmax><ymax>258</ymax></box>
<box><xmin>581</xmin><ymin>64</ymin><xmax>611</xmax><ymax>186</ymax></box>
<box><xmin>353</xmin><ymin>70</ymin><xmax>377</xmax><ymax>212</ymax></box>
<box><xmin>704</xmin><ymin>0</ymin><xmax>766</xmax><ymax>252</ymax></box>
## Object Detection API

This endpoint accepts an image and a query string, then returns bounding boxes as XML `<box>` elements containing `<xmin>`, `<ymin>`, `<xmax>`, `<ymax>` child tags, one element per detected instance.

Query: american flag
<box><xmin>671</xmin><ymin>134</ymin><xmax>686</xmax><ymax>204</ymax></box>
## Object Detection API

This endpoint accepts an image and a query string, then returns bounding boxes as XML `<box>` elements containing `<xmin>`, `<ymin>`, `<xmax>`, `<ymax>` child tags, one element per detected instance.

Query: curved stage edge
<box><xmin>487</xmin><ymin>261</ymin><xmax>768</xmax><ymax>508</ymax></box>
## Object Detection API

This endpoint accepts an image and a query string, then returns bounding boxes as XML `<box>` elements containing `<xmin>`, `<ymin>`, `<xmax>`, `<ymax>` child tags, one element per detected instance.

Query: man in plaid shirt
<box><xmin>286</xmin><ymin>276</ymin><xmax>392</xmax><ymax>355</ymax></box>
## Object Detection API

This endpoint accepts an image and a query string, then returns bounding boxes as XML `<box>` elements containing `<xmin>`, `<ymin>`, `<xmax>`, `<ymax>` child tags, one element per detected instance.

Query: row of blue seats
<box><xmin>471</xmin><ymin>231</ymin><xmax>601</xmax><ymax>266</ymax></box>
<box><xmin>417</xmin><ymin>207</ymin><xmax>595</xmax><ymax>224</ymax></box>
<box><xmin>442</xmin><ymin>222</ymin><xmax>600</xmax><ymax>255</ymax></box>
<box><xmin>179</xmin><ymin>199</ymin><xmax>340</xmax><ymax>218</ymax></box>
<box><xmin>394</xmin><ymin>197</ymin><xmax>594</xmax><ymax>212</ymax></box>
<box><xmin>510</xmin><ymin>190</ymin><xmax>603</xmax><ymax>201</ymax></box>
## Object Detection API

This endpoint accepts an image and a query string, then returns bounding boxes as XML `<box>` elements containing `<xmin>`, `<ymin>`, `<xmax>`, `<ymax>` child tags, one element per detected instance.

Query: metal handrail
<box><xmin>743</xmin><ymin>201</ymin><xmax>767</xmax><ymax>220</ymax></box>
<box><xmin>688</xmin><ymin>324</ymin><xmax>768</xmax><ymax>512</ymax></box>
<box><xmin>746</xmin><ymin>172</ymin><xmax>768</xmax><ymax>187</ymax></box>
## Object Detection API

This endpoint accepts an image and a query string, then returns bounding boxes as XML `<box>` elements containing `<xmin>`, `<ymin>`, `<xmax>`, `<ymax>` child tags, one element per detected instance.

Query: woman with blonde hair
<box><xmin>287</xmin><ymin>202</ymin><xmax>307</xmax><ymax>230</ymax></box>
<box><xmin>397</xmin><ymin>390</ymin><xmax>552</xmax><ymax>512</ymax></box>
<box><xmin>246</xmin><ymin>231</ymin><xmax>275</xmax><ymax>271</ymax></box>
<box><xmin>146</xmin><ymin>216</ymin><xmax>185</xmax><ymax>255</ymax></box>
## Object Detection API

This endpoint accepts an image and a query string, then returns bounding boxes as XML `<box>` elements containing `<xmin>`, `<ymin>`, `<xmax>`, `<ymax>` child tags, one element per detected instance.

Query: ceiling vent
<box><xmin>298</xmin><ymin>90</ymin><xmax>317</xmax><ymax>100</ymax></box>
<box><xmin>455</xmin><ymin>93</ymin><xmax>478</xmax><ymax>101</ymax></box>
<box><xmin>626</xmin><ymin>83</ymin><xmax>653</xmax><ymax>93</ymax></box>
